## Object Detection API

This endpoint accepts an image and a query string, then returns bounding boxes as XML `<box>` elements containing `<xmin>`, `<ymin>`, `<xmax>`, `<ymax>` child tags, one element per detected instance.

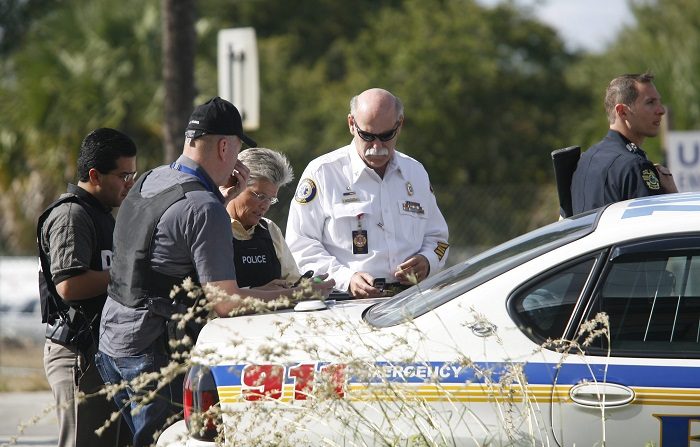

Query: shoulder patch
<box><xmin>295</xmin><ymin>178</ymin><xmax>318</xmax><ymax>204</ymax></box>
<box><xmin>434</xmin><ymin>241</ymin><xmax>449</xmax><ymax>261</ymax></box>
<box><xmin>642</xmin><ymin>169</ymin><xmax>661</xmax><ymax>190</ymax></box>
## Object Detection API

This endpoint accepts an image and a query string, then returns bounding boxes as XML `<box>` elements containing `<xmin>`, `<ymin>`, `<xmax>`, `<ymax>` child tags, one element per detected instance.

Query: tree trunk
<box><xmin>161</xmin><ymin>0</ymin><xmax>196</xmax><ymax>163</ymax></box>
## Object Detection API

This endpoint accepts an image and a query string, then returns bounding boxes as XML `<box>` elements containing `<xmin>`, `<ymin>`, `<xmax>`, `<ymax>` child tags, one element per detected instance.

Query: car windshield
<box><xmin>365</xmin><ymin>210</ymin><xmax>600</xmax><ymax>328</ymax></box>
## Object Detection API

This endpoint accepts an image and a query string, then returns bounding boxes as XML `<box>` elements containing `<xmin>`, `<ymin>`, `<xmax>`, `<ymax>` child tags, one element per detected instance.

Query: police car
<box><xmin>157</xmin><ymin>193</ymin><xmax>700</xmax><ymax>446</ymax></box>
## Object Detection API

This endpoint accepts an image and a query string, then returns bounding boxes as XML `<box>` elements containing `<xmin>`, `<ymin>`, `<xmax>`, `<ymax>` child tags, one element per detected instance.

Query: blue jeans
<box><xmin>95</xmin><ymin>342</ymin><xmax>184</xmax><ymax>447</ymax></box>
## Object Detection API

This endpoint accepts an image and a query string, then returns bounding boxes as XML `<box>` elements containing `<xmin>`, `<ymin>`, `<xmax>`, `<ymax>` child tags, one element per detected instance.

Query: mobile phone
<box><xmin>372</xmin><ymin>277</ymin><xmax>386</xmax><ymax>291</ymax></box>
<box><xmin>293</xmin><ymin>270</ymin><xmax>314</xmax><ymax>287</ymax></box>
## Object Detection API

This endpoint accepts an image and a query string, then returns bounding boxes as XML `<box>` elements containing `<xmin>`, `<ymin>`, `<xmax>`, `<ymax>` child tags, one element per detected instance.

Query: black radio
<box><xmin>45</xmin><ymin>308</ymin><xmax>77</xmax><ymax>345</ymax></box>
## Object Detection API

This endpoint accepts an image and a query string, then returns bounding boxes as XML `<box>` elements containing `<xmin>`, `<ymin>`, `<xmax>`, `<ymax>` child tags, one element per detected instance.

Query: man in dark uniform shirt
<box><xmin>571</xmin><ymin>73</ymin><xmax>670</xmax><ymax>215</ymax></box>
<box><xmin>38</xmin><ymin>128</ymin><xmax>136</xmax><ymax>446</ymax></box>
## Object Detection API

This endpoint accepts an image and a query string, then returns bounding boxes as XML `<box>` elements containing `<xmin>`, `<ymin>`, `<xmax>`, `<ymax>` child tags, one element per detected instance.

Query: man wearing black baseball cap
<box><xmin>184</xmin><ymin>96</ymin><xmax>257</xmax><ymax>146</ymax></box>
<box><xmin>96</xmin><ymin>96</ymin><xmax>334</xmax><ymax>447</ymax></box>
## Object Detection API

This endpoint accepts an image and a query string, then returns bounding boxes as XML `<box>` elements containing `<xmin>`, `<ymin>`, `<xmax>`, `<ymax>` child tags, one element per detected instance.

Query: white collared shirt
<box><xmin>286</xmin><ymin>143</ymin><xmax>449</xmax><ymax>291</ymax></box>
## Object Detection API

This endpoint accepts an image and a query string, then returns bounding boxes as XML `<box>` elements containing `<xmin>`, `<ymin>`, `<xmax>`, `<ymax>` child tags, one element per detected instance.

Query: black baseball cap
<box><xmin>185</xmin><ymin>96</ymin><xmax>257</xmax><ymax>147</ymax></box>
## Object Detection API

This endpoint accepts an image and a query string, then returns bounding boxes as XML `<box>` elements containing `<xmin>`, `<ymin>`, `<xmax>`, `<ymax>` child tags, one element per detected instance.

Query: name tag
<box><xmin>402</xmin><ymin>201</ymin><xmax>425</xmax><ymax>215</ymax></box>
<box><xmin>342</xmin><ymin>191</ymin><xmax>359</xmax><ymax>203</ymax></box>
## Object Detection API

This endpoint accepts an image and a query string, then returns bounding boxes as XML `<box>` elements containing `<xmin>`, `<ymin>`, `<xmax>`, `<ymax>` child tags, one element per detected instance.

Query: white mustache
<box><xmin>365</xmin><ymin>147</ymin><xmax>389</xmax><ymax>156</ymax></box>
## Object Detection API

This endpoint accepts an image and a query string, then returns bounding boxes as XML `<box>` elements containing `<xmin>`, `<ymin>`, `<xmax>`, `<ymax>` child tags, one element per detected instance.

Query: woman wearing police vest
<box><xmin>226</xmin><ymin>148</ymin><xmax>302</xmax><ymax>287</ymax></box>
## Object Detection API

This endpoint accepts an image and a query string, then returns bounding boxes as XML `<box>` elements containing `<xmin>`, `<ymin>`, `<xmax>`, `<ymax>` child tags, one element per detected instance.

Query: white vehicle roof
<box><xmin>593</xmin><ymin>192</ymin><xmax>700</xmax><ymax>241</ymax></box>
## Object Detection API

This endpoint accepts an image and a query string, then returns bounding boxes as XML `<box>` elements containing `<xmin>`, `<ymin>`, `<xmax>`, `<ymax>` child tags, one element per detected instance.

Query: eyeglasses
<box><xmin>352</xmin><ymin>116</ymin><xmax>401</xmax><ymax>142</ymax></box>
<box><xmin>108</xmin><ymin>171</ymin><xmax>138</xmax><ymax>182</ymax></box>
<box><xmin>249</xmin><ymin>190</ymin><xmax>279</xmax><ymax>205</ymax></box>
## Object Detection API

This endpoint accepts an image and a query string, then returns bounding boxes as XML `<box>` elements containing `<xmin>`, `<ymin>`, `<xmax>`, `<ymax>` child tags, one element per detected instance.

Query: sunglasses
<box><xmin>352</xmin><ymin>116</ymin><xmax>401</xmax><ymax>142</ymax></box>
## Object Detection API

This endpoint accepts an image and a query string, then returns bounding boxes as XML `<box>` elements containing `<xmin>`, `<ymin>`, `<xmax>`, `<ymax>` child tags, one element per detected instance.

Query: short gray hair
<box><xmin>237</xmin><ymin>148</ymin><xmax>294</xmax><ymax>188</ymax></box>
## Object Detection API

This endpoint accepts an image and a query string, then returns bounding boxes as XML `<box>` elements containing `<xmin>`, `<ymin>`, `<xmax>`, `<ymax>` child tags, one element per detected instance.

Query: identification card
<box><xmin>342</xmin><ymin>191</ymin><xmax>359</xmax><ymax>203</ymax></box>
<box><xmin>352</xmin><ymin>230</ymin><xmax>368</xmax><ymax>254</ymax></box>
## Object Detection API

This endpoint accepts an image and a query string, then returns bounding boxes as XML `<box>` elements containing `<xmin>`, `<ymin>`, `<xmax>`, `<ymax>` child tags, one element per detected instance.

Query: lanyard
<box><xmin>170</xmin><ymin>162</ymin><xmax>216</xmax><ymax>194</ymax></box>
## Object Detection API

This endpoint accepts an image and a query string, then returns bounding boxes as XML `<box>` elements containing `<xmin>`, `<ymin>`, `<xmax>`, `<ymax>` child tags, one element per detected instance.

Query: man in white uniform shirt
<box><xmin>286</xmin><ymin>88</ymin><xmax>449</xmax><ymax>298</ymax></box>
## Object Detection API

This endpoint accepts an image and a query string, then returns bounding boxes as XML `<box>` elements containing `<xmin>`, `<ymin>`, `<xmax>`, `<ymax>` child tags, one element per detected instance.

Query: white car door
<box><xmin>512</xmin><ymin>236</ymin><xmax>700</xmax><ymax>446</ymax></box>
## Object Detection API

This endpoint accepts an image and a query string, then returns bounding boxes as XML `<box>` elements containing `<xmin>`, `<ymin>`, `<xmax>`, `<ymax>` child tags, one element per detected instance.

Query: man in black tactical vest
<box><xmin>37</xmin><ymin>128</ymin><xmax>137</xmax><ymax>447</ymax></box>
<box><xmin>96</xmin><ymin>97</ymin><xmax>335</xmax><ymax>447</ymax></box>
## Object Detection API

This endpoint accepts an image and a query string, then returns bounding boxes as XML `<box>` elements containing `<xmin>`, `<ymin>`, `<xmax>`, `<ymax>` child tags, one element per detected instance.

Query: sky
<box><xmin>477</xmin><ymin>0</ymin><xmax>635</xmax><ymax>53</ymax></box>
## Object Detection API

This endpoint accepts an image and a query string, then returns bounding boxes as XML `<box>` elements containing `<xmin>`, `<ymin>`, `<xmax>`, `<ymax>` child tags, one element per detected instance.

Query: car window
<box><xmin>365</xmin><ymin>209</ymin><xmax>600</xmax><ymax>328</ymax></box>
<box><xmin>584</xmin><ymin>249</ymin><xmax>700</xmax><ymax>358</ymax></box>
<box><xmin>510</xmin><ymin>256</ymin><xmax>598</xmax><ymax>343</ymax></box>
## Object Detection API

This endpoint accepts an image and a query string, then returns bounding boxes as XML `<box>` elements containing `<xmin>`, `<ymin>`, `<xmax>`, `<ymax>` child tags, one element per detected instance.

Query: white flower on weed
<box><xmin>257</xmin><ymin>341</ymin><xmax>292</xmax><ymax>359</ymax></box>
<box><xmin>577</xmin><ymin>312</ymin><xmax>610</xmax><ymax>347</ymax></box>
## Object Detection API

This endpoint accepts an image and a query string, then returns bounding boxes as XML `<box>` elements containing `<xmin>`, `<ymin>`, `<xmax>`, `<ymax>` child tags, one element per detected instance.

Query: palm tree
<box><xmin>161</xmin><ymin>0</ymin><xmax>195</xmax><ymax>163</ymax></box>
<box><xmin>0</xmin><ymin>0</ymin><xmax>165</xmax><ymax>253</ymax></box>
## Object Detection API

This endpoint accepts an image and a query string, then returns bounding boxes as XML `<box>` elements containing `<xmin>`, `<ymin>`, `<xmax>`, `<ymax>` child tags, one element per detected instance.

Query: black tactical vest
<box><xmin>232</xmin><ymin>220</ymin><xmax>282</xmax><ymax>288</ymax></box>
<box><xmin>36</xmin><ymin>185</ymin><xmax>115</xmax><ymax>347</ymax></box>
<box><xmin>108</xmin><ymin>171</ymin><xmax>204</xmax><ymax>308</ymax></box>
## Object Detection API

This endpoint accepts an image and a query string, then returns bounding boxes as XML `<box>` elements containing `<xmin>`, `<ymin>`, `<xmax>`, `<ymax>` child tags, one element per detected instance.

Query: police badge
<box><xmin>642</xmin><ymin>169</ymin><xmax>661</xmax><ymax>191</ymax></box>
<box><xmin>295</xmin><ymin>178</ymin><xmax>318</xmax><ymax>203</ymax></box>
<box><xmin>352</xmin><ymin>230</ymin><xmax>368</xmax><ymax>254</ymax></box>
